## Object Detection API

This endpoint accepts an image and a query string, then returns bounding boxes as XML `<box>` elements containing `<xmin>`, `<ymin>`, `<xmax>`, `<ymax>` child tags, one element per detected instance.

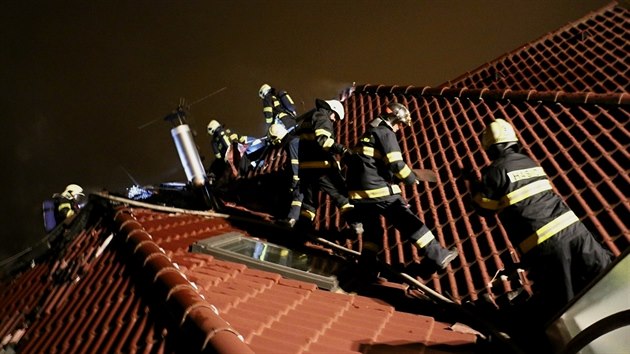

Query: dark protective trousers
<box><xmin>299</xmin><ymin>167</ymin><xmax>349</xmax><ymax>216</ymax></box>
<box><xmin>351</xmin><ymin>194</ymin><xmax>451</xmax><ymax>266</ymax></box>
<box><xmin>522</xmin><ymin>221</ymin><xmax>613</xmax><ymax>325</ymax></box>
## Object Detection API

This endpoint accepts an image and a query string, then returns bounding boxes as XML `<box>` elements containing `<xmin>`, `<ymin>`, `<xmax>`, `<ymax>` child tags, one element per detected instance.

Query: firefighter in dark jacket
<box><xmin>267</xmin><ymin>123</ymin><xmax>302</xmax><ymax>227</ymax></box>
<box><xmin>470</xmin><ymin>118</ymin><xmax>613</xmax><ymax>324</ymax></box>
<box><xmin>55</xmin><ymin>184</ymin><xmax>85</xmax><ymax>222</ymax></box>
<box><xmin>207</xmin><ymin>120</ymin><xmax>252</xmax><ymax>179</ymax></box>
<box><xmin>345</xmin><ymin>102</ymin><xmax>458</xmax><ymax>275</ymax></box>
<box><xmin>44</xmin><ymin>184</ymin><xmax>86</xmax><ymax>232</ymax></box>
<box><xmin>207</xmin><ymin>120</ymin><xmax>250</xmax><ymax>161</ymax></box>
<box><xmin>259</xmin><ymin>84</ymin><xmax>298</xmax><ymax>132</ymax></box>
<box><xmin>295</xmin><ymin>99</ymin><xmax>353</xmax><ymax>227</ymax></box>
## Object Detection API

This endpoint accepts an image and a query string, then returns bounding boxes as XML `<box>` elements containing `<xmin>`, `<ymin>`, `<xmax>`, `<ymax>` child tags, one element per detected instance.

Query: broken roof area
<box><xmin>443</xmin><ymin>1</ymin><xmax>629</xmax><ymax>93</ymax></box>
<box><xmin>0</xmin><ymin>200</ymin><xmax>478</xmax><ymax>353</ymax></box>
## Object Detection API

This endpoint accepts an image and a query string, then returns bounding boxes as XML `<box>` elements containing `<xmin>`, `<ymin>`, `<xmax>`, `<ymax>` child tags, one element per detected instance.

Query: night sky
<box><xmin>1</xmin><ymin>0</ymin><xmax>610</xmax><ymax>261</ymax></box>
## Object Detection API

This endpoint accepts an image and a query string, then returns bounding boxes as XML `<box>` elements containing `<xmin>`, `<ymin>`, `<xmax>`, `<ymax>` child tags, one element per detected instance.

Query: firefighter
<box><xmin>259</xmin><ymin>84</ymin><xmax>298</xmax><ymax>132</ymax></box>
<box><xmin>295</xmin><ymin>98</ymin><xmax>353</xmax><ymax>227</ymax></box>
<box><xmin>56</xmin><ymin>184</ymin><xmax>85</xmax><ymax>222</ymax></box>
<box><xmin>345</xmin><ymin>102</ymin><xmax>458</xmax><ymax>277</ymax></box>
<box><xmin>207</xmin><ymin>120</ymin><xmax>253</xmax><ymax>179</ymax></box>
<box><xmin>470</xmin><ymin>118</ymin><xmax>613</xmax><ymax>323</ymax></box>
<box><xmin>207</xmin><ymin>120</ymin><xmax>248</xmax><ymax>161</ymax></box>
<box><xmin>267</xmin><ymin>123</ymin><xmax>302</xmax><ymax>227</ymax></box>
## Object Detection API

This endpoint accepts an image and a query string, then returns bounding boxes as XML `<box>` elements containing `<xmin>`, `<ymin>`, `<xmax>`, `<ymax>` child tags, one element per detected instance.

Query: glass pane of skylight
<box><xmin>191</xmin><ymin>232</ymin><xmax>345</xmax><ymax>290</ymax></box>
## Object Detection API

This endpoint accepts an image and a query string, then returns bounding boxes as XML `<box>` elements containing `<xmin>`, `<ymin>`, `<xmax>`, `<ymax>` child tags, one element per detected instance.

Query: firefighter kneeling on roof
<box><xmin>207</xmin><ymin>119</ymin><xmax>257</xmax><ymax>180</ymax></box>
<box><xmin>43</xmin><ymin>184</ymin><xmax>86</xmax><ymax>232</ymax></box>
<box><xmin>344</xmin><ymin>102</ymin><xmax>458</xmax><ymax>280</ymax></box>
<box><xmin>469</xmin><ymin>118</ymin><xmax>613</xmax><ymax>325</ymax></box>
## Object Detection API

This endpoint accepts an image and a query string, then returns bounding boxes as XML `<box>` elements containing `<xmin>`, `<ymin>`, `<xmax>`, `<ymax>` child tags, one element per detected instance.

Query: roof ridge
<box><xmin>113</xmin><ymin>206</ymin><xmax>255</xmax><ymax>354</ymax></box>
<box><xmin>441</xmin><ymin>1</ymin><xmax>624</xmax><ymax>88</ymax></box>
<box><xmin>354</xmin><ymin>84</ymin><xmax>630</xmax><ymax>106</ymax></box>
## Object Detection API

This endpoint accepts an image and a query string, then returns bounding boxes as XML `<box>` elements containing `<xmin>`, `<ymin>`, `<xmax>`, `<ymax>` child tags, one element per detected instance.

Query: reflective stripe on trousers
<box><xmin>519</xmin><ymin>211</ymin><xmax>580</xmax><ymax>253</ymax></box>
<box><xmin>349</xmin><ymin>184</ymin><xmax>401</xmax><ymax>199</ymax></box>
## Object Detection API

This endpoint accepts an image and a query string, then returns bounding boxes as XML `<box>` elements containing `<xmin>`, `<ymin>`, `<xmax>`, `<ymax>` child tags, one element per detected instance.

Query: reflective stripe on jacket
<box><xmin>473</xmin><ymin>150</ymin><xmax>578</xmax><ymax>252</ymax></box>
<box><xmin>211</xmin><ymin>127</ymin><xmax>239</xmax><ymax>160</ymax></box>
<box><xmin>345</xmin><ymin>120</ymin><xmax>416</xmax><ymax>202</ymax></box>
<box><xmin>262</xmin><ymin>89</ymin><xmax>297</xmax><ymax>125</ymax></box>
<box><xmin>296</xmin><ymin>106</ymin><xmax>345</xmax><ymax>167</ymax></box>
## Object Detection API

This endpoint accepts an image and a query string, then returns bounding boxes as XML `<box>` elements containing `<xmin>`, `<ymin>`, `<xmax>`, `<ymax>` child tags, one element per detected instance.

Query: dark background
<box><xmin>1</xmin><ymin>0</ymin><xmax>610</xmax><ymax>261</ymax></box>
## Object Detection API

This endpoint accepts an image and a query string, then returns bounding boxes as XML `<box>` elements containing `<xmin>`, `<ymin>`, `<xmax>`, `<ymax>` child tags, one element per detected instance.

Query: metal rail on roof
<box><xmin>93</xmin><ymin>192</ymin><xmax>230</xmax><ymax>218</ymax></box>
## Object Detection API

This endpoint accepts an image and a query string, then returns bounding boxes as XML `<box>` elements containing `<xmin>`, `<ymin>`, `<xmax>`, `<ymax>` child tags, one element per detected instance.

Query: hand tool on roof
<box><xmin>413</xmin><ymin>168</ymin><xmax>438</xmax><ymax>183</ymax></box>
<box><xmin>300</xmin><ymin>228</ymin><xmax>452</xmax><ymax>304</ymax></box>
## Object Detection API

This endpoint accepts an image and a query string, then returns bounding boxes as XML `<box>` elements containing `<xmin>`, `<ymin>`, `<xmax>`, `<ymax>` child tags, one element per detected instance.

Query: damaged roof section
<box><xmin>443</xmin><ymin>1</ymin><xmax>629</xmax><ymax>93</ymax></box>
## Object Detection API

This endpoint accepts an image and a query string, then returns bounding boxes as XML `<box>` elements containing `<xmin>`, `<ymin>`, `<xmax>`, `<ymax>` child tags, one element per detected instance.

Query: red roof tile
<box><xmin>238</xmin><ymin>79</ymin><xmax>628</xmax><ymax>310</ymax></box>
<box><xmin>334</xmin><ymin>84</ymin><xmax>628</xmax><ymax>301</ymax></box>
<box><xmin>1</xmin><ymin>201</ymin><xmax>479</xmax><ymax>353</ymax></box>
<box><xmin>224</xmin><ymin>2</ymin><xmax>629</xmax><ymax>312</ymax></box>
<box><xmin>443</xmin><ymin>1</ymin><xmax>629</xmax><ymax>93</ymax></box>
<box><xmin>2</xmin><ymin>3</ymin><xmax>628</xmax><ymax>353</ymax></box>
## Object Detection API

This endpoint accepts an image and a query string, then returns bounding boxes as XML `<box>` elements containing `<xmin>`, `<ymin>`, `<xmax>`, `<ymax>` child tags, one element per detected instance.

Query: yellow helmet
<box><xmin>481</xmin><ymin>119</ymin><xmax>519</xmax><ymax>151</ymax></box>
<box><xmin>267</xmin><ymin>123</ymin><xmax>288</xmax><ymax>145</ymax></box>
<box><xmin>207</xmin><ymin>120</ymin><xmax>221</xmax><ymax>135</ymax></box>
<box><xmin>62</xmin><ymin>184</ymin><xmax>84</xmax><ymax>199</ymax></box>
<box><xmin>259</xmin><ymin>84</ymin><xmax>271</xmax><ymax>98</ymax></box>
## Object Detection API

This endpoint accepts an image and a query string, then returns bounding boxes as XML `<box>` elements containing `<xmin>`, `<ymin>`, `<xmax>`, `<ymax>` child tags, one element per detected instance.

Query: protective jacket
<box><xmin>262</xmin><ymin>89</ymin><xmax>297</xmax><ymax>129</ymax></box>
<box><xmin>296</xmin><ymin>101</ymin><xmax>346</xmax><ymax>166</ymax></box>
<box><xmin>211</xmin><ymin>127</ymin><xmax>248</xmax><ymax>161</ymax></box>
<box><xmin>54</xmin><ymin>194</ymin><xmax>77</xmax><ymax>224</ymax></box>
<box><xmin>472</xmin><ymin>147</ymin><xmax>612</xmax><ymax>318</ymax></box>
<box><xmin>345</xmin><ymin>120</ymin><xmax>416</xmax><ymax>202</ymax></box>
<box><xmin>344</xmin><ymin>118</ymin><xmax>452</xmax><ymax>267</ymax></box>
<box><xmin>472</xmin><ymin>148</ymin><xmax>579</xmax><ymax>254</ymax></box>
<box><xmin>294</xmin><ymin>100</ymin><xmax>350</xmax><ymax>220</ymax></box>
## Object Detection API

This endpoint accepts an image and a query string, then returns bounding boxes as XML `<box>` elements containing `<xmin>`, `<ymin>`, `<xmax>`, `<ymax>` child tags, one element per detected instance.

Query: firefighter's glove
<box><xmin>332</xmin><ymin>143</ymin><xmax>347</xmax><ymax>155</ymax></box>
<box><xmin>340</xmin><ymin>146</ymin><xmax>354</xmax><ymax>164</ymax></box>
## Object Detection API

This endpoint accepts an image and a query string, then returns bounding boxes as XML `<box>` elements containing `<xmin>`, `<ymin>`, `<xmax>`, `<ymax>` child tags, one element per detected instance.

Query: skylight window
<box><xmin>191</xmin><ymin>232</ymin><xmax>345</xmax><ymax>291</ymax></box>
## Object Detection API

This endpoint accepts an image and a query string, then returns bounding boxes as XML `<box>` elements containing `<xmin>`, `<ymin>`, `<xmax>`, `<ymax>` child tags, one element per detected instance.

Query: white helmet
<box><xmin>207</xmin><ymin>120</ymin><xmax>221</xmax><ymax>135</ymax></box>
<box><xmin>481</xmin><ymin>119</ymin><xmax>519</xmax><ymax>151</ymax></box>
<box><xmin>267</xmin><ymin>123</ymin><xmax>288</xmax><ymax>145</ymax></box>
<box><xmin>324</xmin><ymin>99</ymin><xmax>345</xmax><ymax>121</ymax></box>
<box><xmin>259</xmin><ymin>84</ymin><xmax>272</xmax><ymax>98</ymax></box>
<box><xmin>62</xmin><ymin>184</ymin><xmax>84</xmax><ymax>200</ymax></box>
